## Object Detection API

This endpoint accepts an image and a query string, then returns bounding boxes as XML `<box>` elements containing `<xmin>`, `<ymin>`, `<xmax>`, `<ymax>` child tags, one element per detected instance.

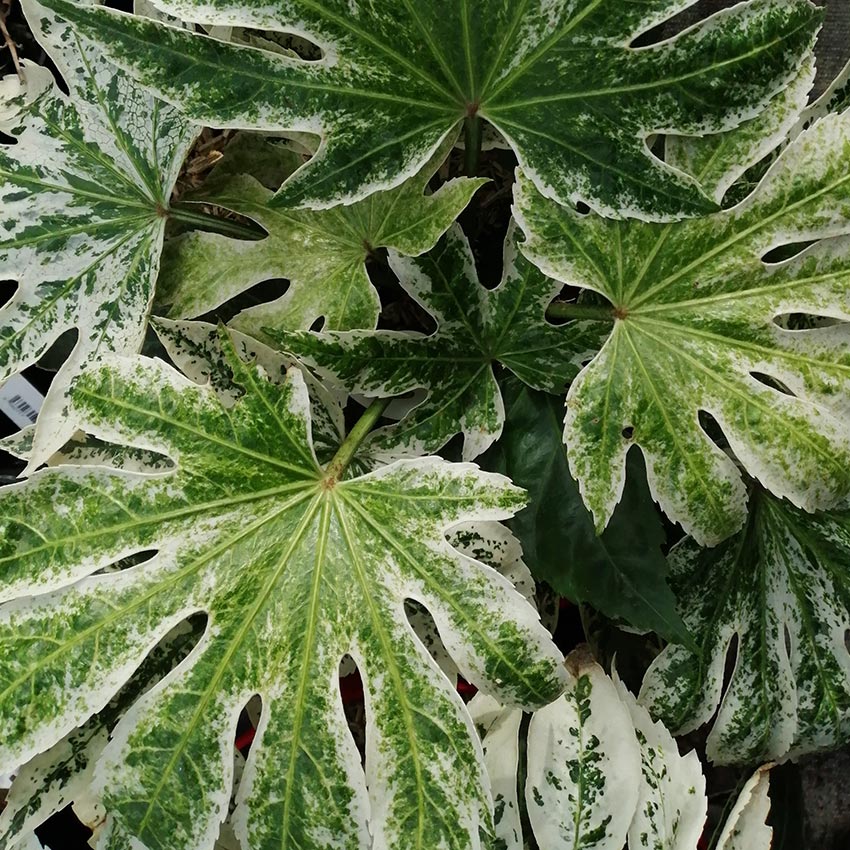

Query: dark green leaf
<box><xmin>482</xmin><ymin>377</ymin><xmax>689</xmax><ymax>645</ymax></box>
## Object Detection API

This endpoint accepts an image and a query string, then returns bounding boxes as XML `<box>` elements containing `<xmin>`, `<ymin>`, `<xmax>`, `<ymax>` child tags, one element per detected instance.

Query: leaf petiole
<box><xmin>546</xmin><ymin>301</ymin><xmax>616</xmax><ymax>322</ymax></box>
<box><xmin>324</xmin><ymin>397</ymin><xmax>390</xmax><ymax>482</ymax></box>
<box><xmin>463</xmin><ymin>114</ymin><xmax>483</xmax><ymax>176</ymax></box>
<box><xmin>167</xmin><ymin>203</ymin><xmax>266</xmax><ymax>240</ymax></box>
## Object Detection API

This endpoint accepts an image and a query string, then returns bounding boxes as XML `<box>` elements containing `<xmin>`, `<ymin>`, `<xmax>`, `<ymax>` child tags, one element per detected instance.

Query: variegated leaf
<box><xmin>0</xmin><ymin>0</ymin><xmax>197</xmax><ymax>467</ymax></box>
<box><xmin>0</xmin><ymin>329</ymin><xmax>566</xmax><ymax>850</ymax></box>
<box><xmin>665</xmin><ymin>56</ymin><xmax>815</xmax><ymax>204</ymax></box>
<box><xmin>515</xmin><ymin>108</ymin><xmax>850</xmax><ymax>546</ymax></box>
<box><xmin>469</xmin><ymin>647</ymin><xmax>772</xmax><ymax>850</ymax></box>
<box><xmin>414</xmin><ymin>522</ymin><xmax>538</xmax><ymax>681</ymax></box>
<box><xmin>0</xmin><ymin>620</ymin><xmax>202</xmax><ymax>849</ymax></box>
<box><xmin>467</xmin><ymin>693</ymin><xmax>523</xmax><ymax>850</ymax></box>
<box><xmin>158</xmin><ymin>134</ymin><xmax>485</xmax><ymax>332</ymax></box>
<box><xmin>613</xmin><ymin>672</ymin><xmax>706</xmax><ymax>850</ymax></box>
<box><xmin>525</xmin><ymin>648</ymin><xmax>641</xmax><ymax>850</ymax></box>
<box><xmin>45</xmin><ymin>0</ymin><xmax>819</xmax><ymax>219</ymax></box>
<box><xmin>640</xmin><ymin>492</ymin><xmax>850</xmax><ymax>765</ymax></box>
<box><xmin>472</xmin><ymin>652</ymin><xmax>769</xmax><ymax>850</ymax></box>
<box><xmin>794</xmin><ymin>56</ymin><xmax>850</xmax><ymax>136</ymax></box>
<box><xmin>151</xmin><ymin>317</ymin><xmax>347</xmax><ymax>468</ymax></box>
<box><xmin>271</xmin><ymin>225</ymin><xmax>605</xmax><ymax>462</ymax></box>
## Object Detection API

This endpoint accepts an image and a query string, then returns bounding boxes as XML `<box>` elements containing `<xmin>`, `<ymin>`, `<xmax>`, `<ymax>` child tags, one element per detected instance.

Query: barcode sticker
<box><xmin>0</xmin><ymin>375</ymin><xmax>45</xmax><ymax>428</ymax></box>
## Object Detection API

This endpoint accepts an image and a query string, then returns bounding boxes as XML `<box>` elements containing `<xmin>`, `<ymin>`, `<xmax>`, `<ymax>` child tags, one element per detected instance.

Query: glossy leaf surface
<box><xmin>46</xmin><ymin>0</ymin><xmax>819</xmax><ymax>218</ymax></box>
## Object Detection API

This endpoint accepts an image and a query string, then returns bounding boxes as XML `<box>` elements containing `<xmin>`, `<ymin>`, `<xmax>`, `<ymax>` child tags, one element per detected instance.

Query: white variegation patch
<box><xmin>526</xmin><ymin>650</ymin><xmax>641</xmax><ymax>850</ymax></box>
<box><xmin>715</xmin><ymin>766</ymin><xmax>773</xmax><ymax>850</ymax></box>
<box><xmin>468</xmin><ymin>693</ymin><xmax>523</xmax><ymax>850</ymax></box>
<box><xmin>0</xmin><ymin>0</ymin><xmax>197</xmax><ymax>467</ymax></box>
<box><xmin>614</xmin><ymin>672</ymin><xmax>706</xmax><ymax>850</ymax></box>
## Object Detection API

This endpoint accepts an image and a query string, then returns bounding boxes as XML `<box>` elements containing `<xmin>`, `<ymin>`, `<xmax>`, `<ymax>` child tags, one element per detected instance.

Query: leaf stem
<box><xmin>324</xmin><ymin>398</ymin><xmax>390</xmax><ymax>482</ymax></box>
<box><xmin>546</xmin><ymin>301</ymin><xmax>616</xmax><ymax>322</ymax></box>
<box><xmin>463</xmin><ymin>114</ymin><xmax>483</xmax><ymax>176</ymax></box>
<box><xmin>167</xmin><ymin>203</ymin><xmax>265</xmax><ymax>240</ymax></box>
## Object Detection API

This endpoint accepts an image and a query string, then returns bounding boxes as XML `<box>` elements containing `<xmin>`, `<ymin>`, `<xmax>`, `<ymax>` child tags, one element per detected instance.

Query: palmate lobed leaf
<box><xmin>44</xmin><ymin>0</ymin><xmax>819</xmax><ymax>219</ymax></box>
<box><xmin>158</xmin><ymin>134</ymin><xmax>485</xmax><ymax>333</ymax></box>
<box><xmin>270</xmin><ymin>225</ymin><xmax>606</xmax><ymax>462</ymax></box>
<box><xmin>0</xmin><ymin>329</ymin><xmax>567</xmax><ymax>850</ymax></box>
<box><xmin>640</xmin><ymin>491</ymin><xmax>850</xmax><ymax>765</ymax></box>
<box><xmin>0</xmin><ymin>0</ymin><xmax>198</xmax><ymax>468</ymax></box>
<box><xmin>516</xmin><ymin>108</ymin><xmax>850</xmax><ymax>546</ymax></box>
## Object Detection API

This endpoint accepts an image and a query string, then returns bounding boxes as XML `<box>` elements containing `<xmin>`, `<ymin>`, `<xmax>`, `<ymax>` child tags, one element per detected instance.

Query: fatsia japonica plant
<box><xmin>2</xmin><ymin>0</ymin><xmax>850</xmax><ymax>848</ymax></box>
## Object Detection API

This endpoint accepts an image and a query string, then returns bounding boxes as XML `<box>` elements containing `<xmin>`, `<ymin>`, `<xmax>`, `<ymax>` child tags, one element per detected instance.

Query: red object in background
<box><xmin>234</xmin><ymin>727</ymin><xmax>255</xmax><ymax>751</ymax></box>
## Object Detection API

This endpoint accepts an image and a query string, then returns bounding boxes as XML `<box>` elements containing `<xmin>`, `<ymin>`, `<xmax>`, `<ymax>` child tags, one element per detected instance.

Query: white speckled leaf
<box><xmin>272</xmin><ymin>225</ymin><xmax>606</xmax><ymax>462</ymax></box>
<box><xmin>526</xmin><ymin>649</ymin><xmax>641</xmax><ymax>850</ymax></box>
<box><xmin>159</xmin><ymin>134</ymin><xmax>485</xmax><ymax>333</ymax></box>
<box><xmin>715</xmin><ymin>766</ymin><xmax>773</xmax><ymax>850</ymax></box>
<box><xmin>44</xmin><ymin>0</ymin><xmax>820</xmax><ymax>219</ymax></box>
<box><xmin>613</xmin><ymin>672</ymin><xmax>706</xmax><ymax>850</ymax></box>
<box><xmin>0</xmin><ymin>0</ymin><xmax>197</xmax><ymax>467</ymax></box>
<box><xmin>0</xmin><ymin>328</ymin><xmax>566</xmax><ymax>850</ymax></box>
<box><xmin>640</xmin><ymin>492</ymin><xmax>850</xmax><ymax>765</ymax></box>
<box><xmin>665</xmin><ymin>56</ymin><xmax>815</xmax><ymax>204</ymax></box>
<box><xmin>151</xmin><ymin>317</ymin><xmax>347</xmax><ymax>468</ymax></box>
<box><xmin>0</xmin><ymin>621</ymin><xmax>201</xmax><ymax>849</ymax></box>
<box><xmin>472</xmin><ymin>652</ymin><xmax>774</xmax><ymax>850</ymax></box>
<box><xmin>515</xmin><ymin>108</ymin><xmax>850</xmax><ymax>546</ymax></box>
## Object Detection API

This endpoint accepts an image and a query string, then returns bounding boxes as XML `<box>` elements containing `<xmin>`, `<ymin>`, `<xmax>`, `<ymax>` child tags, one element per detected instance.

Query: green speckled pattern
<box><xmin>0</xmin><ymin>0</ymin><xmax>197</xmax><ymax>466</ymax></box>
<box><xmin>45</xmin><ymin>0</ymin><xmax>819</xmax><ymax>219</ymax></box>
<box><xmin>640</xmin><ymin>493</ymin><xmax>850</xmax><ymax>765</ymax></box>
<box><xmin>0</xmin><ymin>620</ymin><xmax>202</xmax><ymax>850</ymax></box>
<box><xmin>271</xmin><ymin>225</ymin><xmax>605</xmax><ymax>462</ymax></box>
<box><xmin>666</xmin><ymin>57</ymin><xmax>815</xmax><ymax>204</ymax></box>
<box><xmin>613</xmin><ymin>674</ymin><xmax>706</xmax><ymax>850</ymax></box>
<box><xmin>0</xmin><ymin>330</ymin><xmax>566</xmax><ymax>850</ymax></box>
<box><xmin>151</xmin><ymin>318</ymin><xmax>348</xmax><ymax>468</ymax></box>
<box><xmin>516</xmin><ymin>109</ymin><xmax>850</xmax><ymax>545</ymax></box>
